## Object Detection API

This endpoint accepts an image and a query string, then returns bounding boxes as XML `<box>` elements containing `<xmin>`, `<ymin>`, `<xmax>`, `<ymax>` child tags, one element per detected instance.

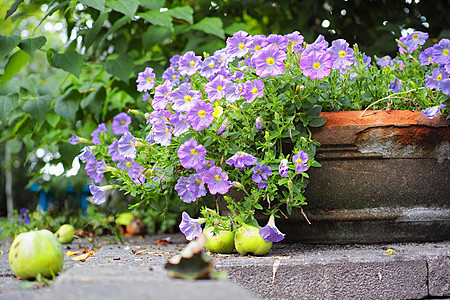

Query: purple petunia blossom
<box><xmin>131</xmin><ymin>162</ymin><xmax>145</xmax><ymax>184</ymax></box>
<box><xmin>419</xmin><ymin>47</ymin><xmax>434</xmax><ymax>66</ymax></box>
<box><xmin>78</xmin><ymin>146</ymin><xmax>96</xmax><ymax>163</ymax></box>
<box><xmin>147</xmin><ymin>109</ymin><xmax>171</xmax><ymax>125</ymax></box>
<box><xmin>152</xmin><ymin>80</ymin><xmax>172</xmax><ymax>110</ymax></box>
<box><xmin>425</xmin><ymin>67</ymin><xmax>449</xmax><ymax>91</ymax></box>
<box><xmin>85</xmin><ymin>158</ymin><xmax>107</xmax><ymax>183</ymax></box>
<box><xmin>267</xmin><ymin>34</ymin><xmax>287</xmax><ymax>50</ymax></box>
<box><xmin>171</xmin><ymin>83</ymin><xmax>201</xmax><ymax>112</ymax></box>
<box><xmin>178</xmin><ymin>51</ymin><xmax>202</xmax><ymax>76</ymax></box>
<box><xmin>255</xmin><ymin>117</ymin><xmax>264</xmax><ymax>131</ymax></box>
<box><xmin>327</xmin><ymin>39</ymin><xmax>354</xmax><ymax>73</ymax></box>
<box><xmin>186</xmin><ymin>173</ymin><xmax>207</xmax><ymax>199</ymax></box>
<box><xmin>175</xmin><ymin>176</ymin><xmax>197</xmax><ymax>203</ymax></box>
<box><xmin>142</xmin><ymin>93</ymin><xmax>150</xmax><ymax>101</ymax></box>
<box><xmin>89</xmin><ymin>184</ymin><xmax>109</xmax><ymax>205</ymax></box>
<box><xmin>390</xmin><ymin>78</ymin><xmax>402</xmax><ymax>93</ymax></box>
<box><xmin>292</xmin><ymin>150</ymin><xmax>309</xmax><ymax>174</ymax></box>
<box><xmin>70</xmin><ymin>134</ymin><xmax>80</xmax><ymax>145</ymax></box>
<box><xmin>249</xmin><ymin>34</ymin><xmax>269</xmax><ymax>54</ymax></box>
<box><xmin>259</xmin><ymin>214</ymin><xmax>285</xmax><ymax>243</ymax></box>
<box><xmin>152</xmin><ymin>120</ymin><xmax>173</xmax><ymax>147</ymax></box>
<box><xmin>242</xmin><ymin>79</ymin><xmax>265</xmax><ymax>103</ymax></box>
<box><xmin>226</xmin><ymin>151</ymin><xmax>257</xmax><ymax>170</ymax></box>
<box><xmin>226</xmin><ymin>30</ymin><xmax>251</xmax><ymax>60</ymax></box>
<box><xmin>91</xmin><ymin>123</ymin><xmax>107</xmax><ymax>144</ymax></box>
<box><xmin>252</xmin><ymin>162</ymin><xmax>273</xmax><ymax>189</ymax></box>
<box><xmin>200</xmin><ymin>56</ymin><xmax>221</xmax><ymax>79</ymax></box>
<box><xmin>376</xmin><ymin>55</ymin><xmax>393</xmax><ymax>68</ymax></box>
<box><xmin>118</xmin><ymin>132</ymin><xmax>138</xmax><ymax>159</ymax></box>
<box><xmin>223</xmin><ymin>81</ymin><xmax>243</xmax><ymax>103</ymax></box>
<box><xmin>170</xmin><ymin>54</ymin><xmax>181</xmax><ymax>67</ymax></box>
<box><xmin>136</xmin><ymin>67</ymin><xmax>155</xmax><ymax>92</ymax></box>
<box><xmin>187</xmin><ymin>100</ymin><xmax>214</xmax><ymax>131</ymax></box>
<box><xmin>178</xmin><ymin>139</ymin><xmax>207</xmax><ymax>171</ymax></box>
<box><xmin>285</xmin><ymin>31</ymin><xmax>304</xmax><ymax>52</ymax></box>
<box><xmin>279</xmin><ymin>159</ymin><xmax>289</xmax><ymax>178</ymax></box>
<box><xmin>213</xmin><ymin>48</ymin><xmax>231</xmax><ymax>68</ymax></box>
<box><xmin>202</xmin><ymin>166</ymin><xmax>233</xmax><ymax>195</ymax></box>
<box><xmin>204</xmin><ymin>75</ymin><xmax>227</xmax><ymax>102</ymax></box>
<box><xmin>432</xmin><ymin>38</ymin><xmax>450</xmax><ymax>64</ymax></box>
<box><xmin>303</xmin><ymin>35</ymin><xmax>329</xmax><ymax>56</ymax></box>
<box><xmin>162</xmin><ymin>67</ymin><xmax>181</xmax><ymax>86</ymax></box>
<box><xmin>179</xmin><ymin>211</ymin><xmax>203</xmax><ymax>241</ymax></box>
<box><xmin>300</xmin><ymin>51</ymin><xmax>333</xmax><ymax>80</ymax></box>
<box><xmin>19</xmin><ymin>208</ymin><xmax>31</xmax><ymax>225</ymax></box>
<box><xmin>421</xmin><ymin>104</ymin><xmax>447</xmax><ymax>119</ymax></box>
<box><xmin>169</xmin><ymin>112</ymin><xmax>190</xmax><ymax>137</ymax></box>
<box><xmin>112</xmin><ymin>112</ymin><xmax>131</xmax><ymax>135</ymax></box>
<box><xmin>217</xmin><ymin>117</ymin><xmax>228</xmax><ymax>135</ymax></box>
<box><xmin>117</xmin><ymin>158</ymin><xmax>135</xmax><ymax>175</ymax></box>
<box><xmin>404</xmin><ymin>31</ymin><xmax>428</xmax><ymax>50</ymax></box>
<box><xmin>196</xmin><ymin>160</ymin><xmax>215</xmax><ymax>176</ymax></box>
<box><xmin>252</xmin><ymin>44</ymin><xmax>287</xmax><ymax>78</ymax></box>
<box><xmin>108</xmin><ymin>140</ymin><xmax>125</xmax><ymax>162</ymax></box>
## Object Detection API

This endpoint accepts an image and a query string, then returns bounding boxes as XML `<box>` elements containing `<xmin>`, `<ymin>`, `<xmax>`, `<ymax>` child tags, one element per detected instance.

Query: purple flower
<box><xmin>117</xmin><ymin>158</ymin><xmax>135</xmax><ymax>174</ymax></box>
<box><xmin>131</xmin><ymin>162</ymin><xmax>145</xmax><ymax>184</ymax></box>
<box><xmin>249</xmin><ymin>34</ymin><xmax>269</xmax><ymax>54</ymax></box>
<box><xmin>200</xmin><ymin>56</ymin><xmax>221</xmax><ymax>79</ymax></box>
<box><xmin>152</xmin><ymin>80</ymin><xmax>172</xmax><ymax>110</ymax></box>
<box><xmin>421</xmin><ymin>104</ymin><xmax>447</xmax><ymax>119</ymax></box>
<box><xmin>78</xmin><ymin>146</ymin><xmax>96</xmax><ymax>163</ymax></box>
<box><xmin>252</xmin><ymin>163</ymin><xmax>272</xmax><ymax>189</ymax></box>
<box><xmin>252</xmin><ymin>44</ymin><xmax>287</xmax><ymax>78</ymax></box>
<box><xmin>171</xmin><ymin>83</ymin><xmax>201</xmax><ymax>112</ymax></box>
<box><xmin>259</xmin><ymin>214</ymin><xmax>285</xmax><ymax>243</ymax></box>
<box><xmin>85</xmin><ymin>158</ymin><xmax>107</xmax><ymax>183</ymax></box>
<box><xmin>204</xmin><ymin>75</ymin><xmax>227</xmax><ymax>102</ymax></box>
<box><xmin>441</xmin><ymin>78</ymin><xmax>450</xmax><ymax>95</ymax></box>
<box><xmin>169</xmin><ymin>112</ymin><xmax>190</xmax><ymax>137</ymax></box>
<box><xmin>69</xmin><ymin>134</ymin><xmax>81</xmax><ymax>145</ymax></box>
<box><xmin>223</xmin><ymin>81</ymin><xmax>243</xmax><ymax>103</ymax></box>
<box><xmin>147</xmin><ymin>109</ymin><xmax>171</xmax><ymax>125</ymax></box>
<box><xmin>142</xmin><ymin>93</ymin><xmax>150</xmax><ymax>101</ymax></box>
<box><xmin>136</xmin><ymin>67</ymin><xmax>155</xmax><ymax>92</ymax></box>
<box><xmin>179</xmin><ymin>211</ymin><xmax>203</xmax><ymax>241</ymax></box>
<box><xmin>432</xmin><ymin>38</ymin><xmax>450</xmax><ymax>64</ymax></box>
<box><xmin>178</xmin><ymin>51</ymin><xmax>202</xmax><ymax>76</ymax></box>
<box><xmin>170</xmin><ymin>54</ymin><xmax>181</xmax><ymax>67</ymax></box>
<box><xmin>118</xmin><ymin>132</ymin><xmax>138</xmax><ymax>159</ymax></box>
<box><xmin>425</xmin><ymin>67</ymin><xmax>449</xmax><ymax>91</ymax></box>
<box><xmin>226</xmin><ymin>30</ymin><xmax>251</xmax><ymax>60</ymax></box>
<box><xmin>226</xmin><ymin>151</ymin><xmax>257</xmax><ymax>170</ymax></box>
<box><xmin>162</xmin><ymin>67</ymin><xmax>181</xmax><ymax>86</ymax></box>
<box><xmin>390</xmin><ymin>78</ymin><xmax>402</xmax><ymax>93</ymax></box>
<box><xmin>202</xmin><ymin>166</ymin><xmax>233</xmax><ymax>195</ymax></box>
<box><xmin>419</xmin><ymin>47</ymin><xmax>434</xmax><ymax>66</ymax></box>
<box><xmin>217</xmin><ymin>117</ymin><xmax>228</xmax><ymax>135</ymax></box>
<box><xmin>327</xmin><ymin>39</ymin><xmax>354</xmax><ymax>73</ymax></box>
<box><xmin>89</xmin><ymin>184</ymin><xmax>110</xmax><ymax>205</ymax></box>
<box><xmin>255</xmin><ymin>117</ymin><xmax>264</xmax><ymax>131</ymax></box>
<box><xmin>279</xmin><ymin>159</ymin><xmax>289</xmax><ymax>178</ymax></box>
<box><xmin>292</xmin><ymin>150</ymin><xmax>309</xmax><ymax>174</ymax></box>
<box><xmin>303</xmin><ymin>35</ymin><xmax>328</xmax><ymax>56</ymax></box>
<box><xmin>178</xmin><ymin>139</ymin><xmax>207</xmax><ymax>171</ymax></box>
<box><xmin>267</xmin><ymin>34</ymin><xmax>287</xmax><ymax>50</ymax></box>
<box><xmin>91</xmin><ymin>123</ymin><xmax>107</xmax><ymax>144</ymax></box>
<box><xmin>186</xmin><ymin>173</ymin><xmax>207</xmax><ymax>199</ymax></box>
<box><xmin>19</xmin><ymin>208</ymin><xmax>31</xmax><ymax>225</ymax></box>
<box><xmin>112</xmin><ymin>112</ymin><xmax>131</xmax><ymax>135</ymax></box>
<box><xmin>152</xmin><ymin>120</ymin><xmax>173</xmax><ymax>146</ymax></box>
<box><xmin>285</xmin><ymin>31</ymin><xmax>304</xmax><ymax>52</ymax></box>
<box><xmin>187</xmin><ymin>100</ymin><xmax>214</xmax><ymax>131</ymax></box>
<box><xmin>404</xmin><ymin>31</ymin><xmax>428</xmax><ymax>51</ymax></box>
<box><xmin>175</xmin><ymin>176</ymin><xmax>198</xmax><ymax>203</ymax></box>
<box><xmin>376</xmin><ymin>55</ymin><xmax>393</xmax><ymax>68</ymax></box>
<box><xmin>108</xmin><ymin>140</ymin><xmax>125</xmax><ymax>162</ymax></box>
<box><xmin>242</xmin><ymin>79</ymin><xmax>264</xmax><ymax>103</ymax></box>
<box><xmin>300</xmin><ymin>51</ymin><xmax>333</xmax><ymax>80</ymax></box>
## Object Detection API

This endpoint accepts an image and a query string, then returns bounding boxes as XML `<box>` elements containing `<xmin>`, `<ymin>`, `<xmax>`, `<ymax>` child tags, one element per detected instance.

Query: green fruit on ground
<box><xmin>204</xmin><ymin>227</ymin><xmax>235</xmax><ymax>253</ymax></box>
<box><xmin>116</xmin><ymin>212</ymin><xmax>135</xmax><ymax>226</ymax></box>
<box><xmin>234</xmin><ymin>224</ymin><xmax>272</xmax><ymax>256</ymax></box>
<box><xmin>9</xmin><ymin>229</ymin><xmax>64</xmax><ymax>279</ymax></box>
<box><xmin>55</xmin><ymin>224</ymin><xmax>75</xmax><ymax>244</ymax></box>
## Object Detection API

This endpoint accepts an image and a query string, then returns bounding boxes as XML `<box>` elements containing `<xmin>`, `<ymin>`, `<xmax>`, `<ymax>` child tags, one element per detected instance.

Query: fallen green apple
<box><xmin>116</xmin><ymin>212</ymin><xmax>135</xmax><ymax>226</ymax></box>
<box><xmin>204</xmin><ymin>227</ymin><xmax>235</xmax><ymax>253</ymax></box>
<box><xmin>9</xmin><ymin>229</ymin><xmax>64</xmax><ymax>279</ymax></box>
<box><xmin>55</xmin><ymin>224</ymin><xmax>75</xmax><ymax>244</ymax></box>
<box><xmin>234</xmin><ymin>224</ymin><xmax>272</xmax><ymax>256</ymax></box>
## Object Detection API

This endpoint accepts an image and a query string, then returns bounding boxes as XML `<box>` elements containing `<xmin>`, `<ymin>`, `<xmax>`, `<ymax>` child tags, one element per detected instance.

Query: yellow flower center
<box><xmin>120</xmin><ymin>121</ymin><xmax>125</xmax><ymax>126</ymax></box>
<box><xmin>165</xmin><ymin>128</ymin><xmax>170</xmax><ymax>133</ymax></box>
<box><xmin>296</xmin><ymin>158</ymin><xmax>303</xmax><ymax>164</ymax></box>
<box><xmin>266</xmin><ymin>57</ymin><xmax>275</xmax><ymax>65</ymax></box>
<box><xmin>209</xmin><ymin>62</ymin><xmax>215</xmax><ymax>68</ymax></box>
<box><xmin>428</xmin><ymin>57</ymin><xmax>433</xmax><ymax>62</ymax></box>
<box><xmin>238</xmin><ymin>153</ymin><xmax>245</xmax><ymax>157</ymax></box>
<box><xmin>126</xmin><ymin>162</ymin><xmax>132</xmax><ymax>167</ymax></box>
<box><xmin>146</xmin><ymin>77</ymin><xmax>152</xmax><ymax>82</ymax></box>
<box><xmin>412</xmin><ymin>34</ymin><xmax>419</xmax><ymax>40</ymax></box>
<box><xmin>184</xmin><ymin>95</ymin><xmax>192</xmax><ymax>102</ymax></box>
<box><xmin>238</xmin><ymin>42</ymin><xmax>245</xmax><ymax>50</ymax></box>
<box><xmin>189</xmin><ymin>60</ymin><xmax>195</xmax><ymax>66</ymax></box>
<box><xmin>312</xmin><ymin>62</ymin><xmax>321</xmax><ymax>69</ymax></box>
<box><xmin>190</xmin><ymin>149</ymin><xmax>198</xmax><ymax>155</ymax></box>
<box><xmin>214</xmin><ymin>174</ymin><xmax>222</xmax><ymax>181</ymax></box>
<box><xmin>436</xmin><ymin>74</ymin><xmax>442</xmax><ymax>81</ymax></box>
<box><xmin>217</xmin><ymin>85</ymin><xmax>223</xmax><ymax>91</ymax></box>
<box><xmin>251</xmin><ymin>87</ymin><xmax>258</xmax><ymax>94</ymax></box>
<box><xmin>443</xmin><ymin>48</ymin><xmax>449</xmax><ymax>56</ymax></box>
<box><xmin>257</xmin><ymin>170</ymin><xmax>262</xmax><ymax>175</ymax></box>
<box><xmin>172</xmin><ymin>75</ymin><xmax>177</xmax><ymax>80</ymax></box>
<box><xmin>198</xmin><ymin>110</ymin><xmax>206</xmax><ymax>117</ymax></box>
<box><xmin>254</xmin><ymin>45</ymin><xmax>261</xmax><ymax>51</ymax></box>
<box><xmin>338</xmin><ymin>50</ymin><xmax>346</xmax><ymax>57</ymax></box>
<box><xmin>196</xmin><ymin>179</ymin><xmax>202</xmax><ymax>184</ymax></box>
<box><xmin>130</xmin><ymin>141</ymin><xmax>135</xmax><ymax>147</ymax></box>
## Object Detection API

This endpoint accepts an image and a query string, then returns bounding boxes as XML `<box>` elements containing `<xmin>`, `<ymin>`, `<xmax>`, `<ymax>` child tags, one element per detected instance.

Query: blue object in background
<box><xmin>30</xmin><ymin>184</ymin><xmax>89</xmax><ymax>216</ymax></box>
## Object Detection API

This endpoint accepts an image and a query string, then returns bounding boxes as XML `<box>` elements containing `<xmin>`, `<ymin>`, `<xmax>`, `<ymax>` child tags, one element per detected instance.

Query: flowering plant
<box><xmin>71</xmin><ymin>30</ymin><xmax>449</xmax><ymax>249</ymax></box>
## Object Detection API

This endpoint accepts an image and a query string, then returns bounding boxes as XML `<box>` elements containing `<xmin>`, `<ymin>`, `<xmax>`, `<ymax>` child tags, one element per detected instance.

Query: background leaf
<box><xmin>0</xmin><ymin>35</ymin><xmax>21</xmax><ymax>61</ymax></box>
<box><xmin>2</xmin><ymin>50</ymin><xmax>29</xmax><ymax>87</ymax></box>
<box><xmin>191</xmin><ymin>17</ymin><xmax>225</xmax><ymax>39</ymax></box>
<box><xmin>106</xmin><ymin>0</ymin><xmax>139</xmax><ymax>19</ymax></box>
<box><xmin>5</xmin><ymin>0</ymin><xmax>24</xmax><ymax>19</ymax></box>
<box><xmin>140</xmin><ymin>10</ymin><xmax>174</xmax><ymax>32</ymax></box>
<box><xmin>103</xmin><ymin>54</ymin><xmax>134</xmax><ymax>83</ymax></box>
<box><xmin>50</xmin><ymin>51</ymin><xmax>83</xmax><ymax>77</ymax></box>
<box><xmin>142</xmin><ymin>25</ymin><xmax>172</xmax><ymax>50</ymax></box>
<box><xmin>79</xmin><ymin>0</ymin><xmax>105</xmax><ymax>11</ymax></box>
<box><xmin>18</xmin><ymin>36</ymin><xmax>47</xmax><ymax>57</ymax></box>
<box><xmin>0</xmin><ymin>93</ymin><xmax>19</xmax><ymax>123</ymax></box>
<box><xmin>139</xmin><ymin>0</ymin><xmax>164</xmax><ymax>10</ymax></box>
<box><xmin>22</xmin><ymin>96</ymin><xmax>52</xmax><ymax>122</ymax></box>
<box><xmin>54</xmin><ymin>90</ymin><xmax>80</xmax><ymax>121</ymax></box>
<box><xmin>168</xmin><ymin>6</ymin><xmax>194</xmax><ymax>25</ymax></box>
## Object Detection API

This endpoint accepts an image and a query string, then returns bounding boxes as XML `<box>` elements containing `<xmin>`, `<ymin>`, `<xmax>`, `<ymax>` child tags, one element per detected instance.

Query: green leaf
<box><xmin>54</xmin><ymin>90</ymin><xmax>80</xmax><ymax>121</ymax></box>
<box><xmin>2</xmin><ymin>50</ymin><xmax>29</xmax><ymax>87</ymax></box>
<box><xmin>140</xmin><ymin>10</ymin><xmax>173</xmax><ymax>32</ymax></box>
<box><xmin>0</xmin><ymin>35</ymin><xmax>21</xmax><ymax>61</ymax></box>
<box><xmin>142</xmin><ymin>25</ymin><xmax>172</xmax><ymax>50</ymax></box>
<box><xmin>168</xmin><ymin>6</ymin><xmax>193</xmax><ymax>24</ymax></box>
<box><xmin>84</xmin><ymin>12</ymin><xmax>109</xmax><ymax>49</ymax></box>
<box><xmin>5</xmin><ymin>0</ymin><xmax>24</xmax><ymax>19</ymax></box>
<box><xmin>81</xmin><ymin>86</ymin><xmax>106</xmax><ymax>121</ymax></box>
<box><xmin>79</xmin><ymin>0</ymin><xmax>105</xmax><ymax>11</ymax></box>
<box><xmin>22</xmin><ymin>96</ymin><xmax>52</xmax><ymax>122</ymax></box>
<box><xmin>46</xmin><ymin>112</ymin><xmax>61</xmax><ymax>128</ymax></box>
<box><xmin>308</xmin><ymin>117</ymin><xmax>326</xmax><ymax>127</ymax></box>
<box><xmin>106</xmin><ymin>0</ymin><xmax>139</xmax><ymax>19</ymax></box>
<box><xmin>50</xmin><ymin>51</ymin><xmax>83</xmax><ymax>77</ymax></box>
<box><xmin>191</xmin><ymin>17</ymin><xmax>224</xmax><ymax>39</ymax></box>
<box><xmin>18</xmin><ymin>36</ymin><xmax>47</xmax><ymax>57</ymax></box>
<box><xmin>103</xmin><ymin>54</ymin><xmax>134</xmax><ymax>83</ymax></box>
<box><xmin>0</xmin><ymin>93</ymin><xmax>19</xmax><ymax>122</ymax></box>
<box><xmin>224</xmin><ymin>23</ymin><xmax>247</xmax><ymax>36</ymax></box>
<box><xmin>307</xmin><ymin>105</ymin><xmax>322</xmax><ymax>117</ymax></box>
<box><xmin>139</xmin><ymin>0</ymin><xmax>164</xmax><ymax>9</ymax></box>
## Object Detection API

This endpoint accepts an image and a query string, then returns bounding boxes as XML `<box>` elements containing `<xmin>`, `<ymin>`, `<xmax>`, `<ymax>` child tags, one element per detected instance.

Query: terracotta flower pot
<box><xmin>278</xmin><ymin>110</ymin><xmax>450</xmax><ymax>243</ymax></box>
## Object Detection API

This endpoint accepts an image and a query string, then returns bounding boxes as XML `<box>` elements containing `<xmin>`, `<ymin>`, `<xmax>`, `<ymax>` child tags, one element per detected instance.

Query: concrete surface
<box><xmin>0</xmin><ymin>234</ymin><xmax>449</xmax><ymax>300</ymax></box>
